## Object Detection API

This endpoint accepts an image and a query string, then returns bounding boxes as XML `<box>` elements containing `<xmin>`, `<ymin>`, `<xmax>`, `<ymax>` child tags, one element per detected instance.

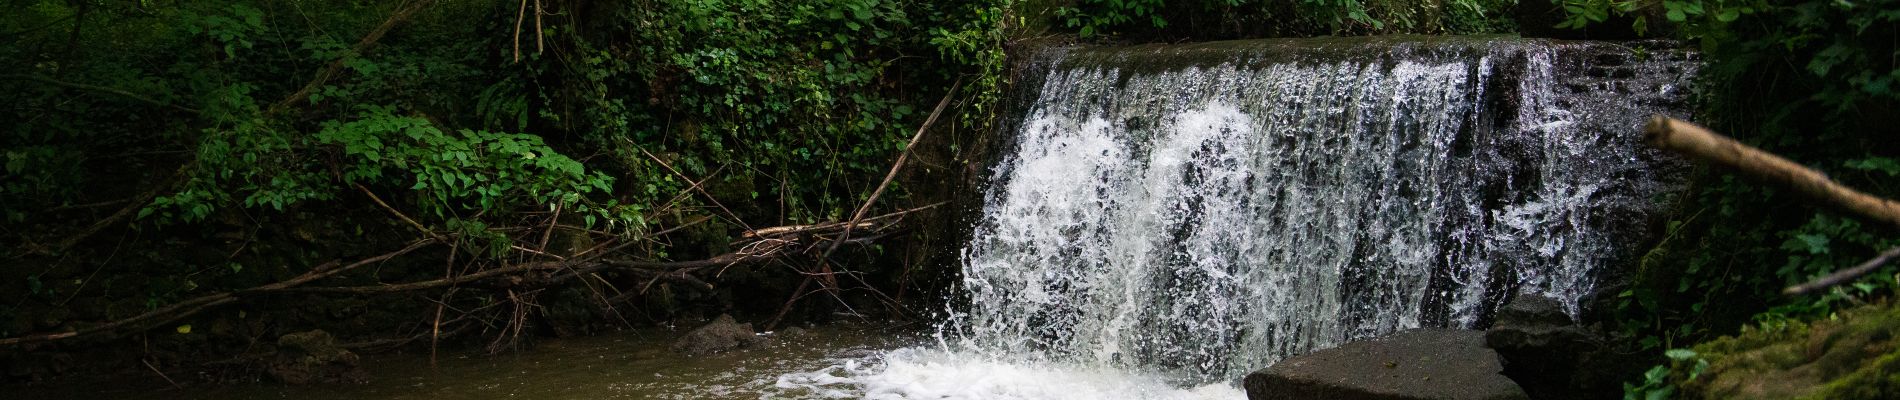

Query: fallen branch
<box><xmin>1645</xmin><ymin>116</ymin><xmax>1900</xmax><ymax>227</ymax></box>
<box><xmin>1643</xmin><ymin>116</ymin><xmax>1900</xmax><ymax>295</ymax></box>
<box><xmin>27</xmin><ymin>165</ymin><xmax>186</xmax><ymax>256</ymax></box>
<box><xmin>0</xmin><ymin>74</ymin><xmax>200</xmax><ymax>114</ymax></box>
<box><xmin>0</xmin><ymin>204</ymin><xmax>925</xmax><ymax>347</ymax></box>
<box><xmin>1784</xmin><ymin>246</ymin><xmax>1900</xmax><ymax>296</ymax></box>
<box><xmin>820</xmin><ymin>79</ymin><xmax>961</xmax><ymax>261</ymax></box>
<box><xmin>743</xmin><ymin>201</ymin><xmax>944</xmax><ymax>240</ymax></box>
<box><xmin>0</xmin><ymin>240</ymin><xmax>434</xmax><ymax>347</ymax></box>
<box><xmin>268</xmin><ymin>0</ymin><xmax>436</xmax><ymax>115</ymax></box>
<box><xmin>766</xmin><ymin>81</ymin><xmax>960</xmax><ymax>331</ymax></box>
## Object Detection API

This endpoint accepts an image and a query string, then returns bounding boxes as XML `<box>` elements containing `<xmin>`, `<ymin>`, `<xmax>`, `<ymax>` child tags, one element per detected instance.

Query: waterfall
<box><xmin>769</xmin><ymin>36</ymin><xmax>1697</xmax><ymax>399</ymax></box>
<box><xmin>946</xmin><ymin>36</ymin><xmax>1696</xmax><ymax>384</ymax></box>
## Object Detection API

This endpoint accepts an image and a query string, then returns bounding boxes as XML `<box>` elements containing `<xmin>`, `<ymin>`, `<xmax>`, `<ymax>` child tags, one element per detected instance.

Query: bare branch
<box><xmin>0</xmin><ymin>74</ymin><xmax>199</xmax><ymax>114</ymax></box>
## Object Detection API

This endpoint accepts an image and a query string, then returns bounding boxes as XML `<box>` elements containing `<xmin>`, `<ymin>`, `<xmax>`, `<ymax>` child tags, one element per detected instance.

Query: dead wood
<box><xmin>0</xmin><ymin>205</ymin><xmax>927</xmax><ymax>348</ymax></box>
<box><xmin>0</xmin><ymin>74</ymin><xmax>200</xmax><ymax>114</ymax></box>
<box><xmin>1646</xmin><ymin>116</ymin><xmax>1900</xmax><ymax>228</ymax></box>
<box><xmin>268</xmin><ymin>0</ymin><xmax>437</xmax><ymax>115</ymax></box>
<box><xmin>1643</xmin><ymin>115</ymin><xmax>1900</xmax><ymax>296</ymax></box>
<box><xmin>0</xmin><ymin>240</ymin><xmax>434</xmax><ymax>347</ymax></box>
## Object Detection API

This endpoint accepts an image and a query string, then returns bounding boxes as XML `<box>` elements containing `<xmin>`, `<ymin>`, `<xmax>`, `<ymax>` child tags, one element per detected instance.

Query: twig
<box><xmin>1</xmin><ymin>206</ymin><xmax>917</xmax><ymax>346</ymax></box>
<box><xmin>764</xmin><ymin>277</ymin><xmax>815</xmax><ymax>332</ymax></box>
<box><xmin>537</xmin><ymin>203</ymin><xmax>562</xmax><ymax>253</ymax></box>
<box><xmin>356</xmin><ymin>184</ymin><xmax>448</xmax><ymax>242</ymax></box>
<box><xmin>768</xmin><ymin>80</ymin><xmax>961</xmax><ymax>331</ymax></box>
<box><xmin>1785</xmin><ymin>246</ymin><xmax>1900</xmax><ymax>295</ymax></box>
<box><xmin>44</xmin><ymin>198</ymin><xmax>132</xmax><ymax>212</ymax></box>
<box><xmin>142</xmin><ymin>358</ymin><xmax>183</xmax><ymax>390</ymax></box>
<box><xmin>268</xmin><ymin>0</ymin><xmax>437</xmax><ymax>114</ymax></box>
<box><xmin>744</xmin><ymin>201</ymin><xmax>943</xmax><ymax>239</ymax></box>
<box><xmin>819</xmin><ymin>79</ymin><xmax>960</xmax><ymax>262</ymax></box>
<box><xmin>0</xmin><ymin>74</ymin><xmax>200</xmax><ymax>114</ymax></box>
<box><xmin>0</xmin><ymin>240</ymin><xmax>433</xmax><ymax>347</ymax></box>
<box><xmin>639</xmin><ymin>148</ymin><xmax>754</xmax><ymax>232</ymax></box>
<box><xmin>30</xmin><ymin>165</ymin><xmax>184</xmax><ymax>256</ymax></box>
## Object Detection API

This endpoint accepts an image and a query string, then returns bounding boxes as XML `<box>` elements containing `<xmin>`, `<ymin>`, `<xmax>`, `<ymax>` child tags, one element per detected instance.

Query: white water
<box><xmin>770</xmin><ymin>38</ymin><xmax>1695</xmax><ymax>399</ymax></box>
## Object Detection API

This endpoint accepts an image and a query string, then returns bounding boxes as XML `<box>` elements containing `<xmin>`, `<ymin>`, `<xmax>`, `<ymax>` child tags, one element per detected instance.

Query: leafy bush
<box><xmin>1054</xmin><ymin>0</ymin><xmax>1517</xmax><ymax>39</ymax></box>
<box><xmin>0</xmin><ymin>0</ymin><xmax>1009</xmax><ymax>347</ymax></box>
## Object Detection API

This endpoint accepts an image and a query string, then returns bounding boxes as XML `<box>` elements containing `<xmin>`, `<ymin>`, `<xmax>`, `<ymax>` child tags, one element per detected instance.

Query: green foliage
<box><xmin>314</xmin><ymin>106</ymin><xmax>636</xmax><ymax>228</ymax></box>
<box><xmin>1623</xmin><ymin>348</ymin><xmax>1710</xmax><ymax>400</ymax></box>
<box><xmin>1</xmin><ymin>0</ymin><xmax>1010</xmax><ymax>342</ymax></box>
<box><xmin>179</xmin><ymin>3</ymin><xmax>266</xmax><ymax>58</ymax></box>
<box><xmin>1555</xmin><ymin>0</ymin><xmax>1757</xmax><ymax>39</ymax></box>
<box><xmin>1053</xmin><ymin>0</ymin><xmax>1516</xmax><ymax>39</ymax></box>
<box><xmin>545</xmin><ymin>0</ymin><xmax>1002</xmax><ymax>225</ymax></box>
<box><xmin>1056</xmin><ymin>0</ymin><xmax>1171</xmax><ymax>37</ymax></box>
<box><xmin>1552</xmin><ymin>0</ymin><xmax>1900</xmax><ymax>392</ymax></box>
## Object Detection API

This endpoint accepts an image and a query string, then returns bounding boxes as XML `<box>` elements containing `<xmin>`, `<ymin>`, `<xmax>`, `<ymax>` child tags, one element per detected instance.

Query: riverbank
<box><xmin>0</xmin><ymin>321</ymin><xmax>921</xmax><ymax>399</ymax></box>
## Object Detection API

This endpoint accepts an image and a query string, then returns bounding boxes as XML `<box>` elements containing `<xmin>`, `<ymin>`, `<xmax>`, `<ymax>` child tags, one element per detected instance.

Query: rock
<box><xmin>671</xmin><ymin>314</ymin><xmax>768</xmax><ymax>356</ymax></box>
<box><xmin>265</xmin><ymin>330</ymin><xmax>366</xmax><ymax>384</ymax></box>
<box><xmin>1244</xmin><ymin>328</ymin><xmax>1527</xmax><ymax>400</ymax></box>
<box><xmin>1485</xmin><ymin>294</ymin><xmax>1612</xmax><ymax>400</ymax></box>
<box><xmin>779</xmin><ymin>326</ymin><xmax>807</xmax><ymax>338</ymax></box>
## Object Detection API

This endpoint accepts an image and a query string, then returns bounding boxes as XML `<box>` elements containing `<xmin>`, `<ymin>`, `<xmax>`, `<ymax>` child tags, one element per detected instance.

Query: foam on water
<box><xmin>766</xmin><ymin>348</ymin><xmax>1242</xmax><ymax>400</ymax></box>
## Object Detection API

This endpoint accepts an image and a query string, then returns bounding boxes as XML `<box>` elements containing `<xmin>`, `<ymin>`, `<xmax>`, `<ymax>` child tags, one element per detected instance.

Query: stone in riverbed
<box><xmin>266</xmin><ymin>329</ymin><xmax>367</xmax><ymax>384</ymax></box>
<box><xmin>1243</xmin><ymin>328</ymin><xmax>1527</xmax><ymax>400</ymax></box>
<box><xmin>671</xmin><ymin>314</ymin><xmax>769</xmax><ymax>356</ymax></box>
<box><xmin>1485</xmin><ymin>294</ymin><xmax>1613</xmax><ymax>400</ymax></box>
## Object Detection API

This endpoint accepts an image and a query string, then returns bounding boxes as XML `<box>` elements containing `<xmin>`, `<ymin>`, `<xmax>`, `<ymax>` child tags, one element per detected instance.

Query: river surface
<box><xmin>4</xmin><ymin>322</ymin><xmax>1242</xmax><ymax>399</ymax></box>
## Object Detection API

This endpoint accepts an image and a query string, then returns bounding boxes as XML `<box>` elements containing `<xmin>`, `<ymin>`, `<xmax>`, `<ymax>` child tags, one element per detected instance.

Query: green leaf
<box><xmin>1645</xmin><ymin>387</ymin><xmax>1674</xmax><ymax>400</ymax></box>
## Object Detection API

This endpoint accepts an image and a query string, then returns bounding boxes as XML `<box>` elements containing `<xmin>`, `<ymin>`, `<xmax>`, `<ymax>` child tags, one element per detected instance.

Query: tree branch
<box><xmin>267</xmin><ymin>0</ymin><xmax>437</xmax><ymax>115</ymax></box>
<box><xmin>1646</xmin><ymin>115</ymin><xmax>1900</xmax><ymax>228</ymax></box>
<box><xmin>0</xmin><ymin>240</ymin><xmax>434</xmax><ymax>347</ymax></box>
<box><xmin>1643</xmin><ymin>116</ymin><xmax>1900</xmax><ymax>295</ymax></box>
<box><xmin>0</xmin><ymin>74</ymin><xmax>199</xmax><ymax>114</ymax></box>
<box><xmin>1784</xmin><ymin>246</ymin><xmax>1900</xmax><ymax>296</ymax></box>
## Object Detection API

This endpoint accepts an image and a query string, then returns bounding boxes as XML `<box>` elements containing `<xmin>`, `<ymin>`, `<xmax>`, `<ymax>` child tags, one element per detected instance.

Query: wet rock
<box><xmin>1244</xmin><ymin>328</ymin><xmax>1527</xmax><ymax>400</ymax></box>
<box><xmin>266</xmin><ymin>330</ymin><xmax>366</xmax><ymax>384</ymax></box>
<box><xmin>670</xmin><ymin>314</ymin><xmax>768</xmax><ymax>356</ymax></box>
<box><xmin>778</xmin><ymin>326</ymin><xmax>807</xmax><ymax>338</ymax></box>
<box><xmin>1486</xmin><ymin>294</ymin><xmax>1613</xmax><ymax>400</ymax></box>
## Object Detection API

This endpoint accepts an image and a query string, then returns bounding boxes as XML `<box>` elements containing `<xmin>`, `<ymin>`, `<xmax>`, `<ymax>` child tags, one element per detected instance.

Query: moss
<box><xmin>1684</xmin><ymin>301</ymin><xmax>1900</xmax><ymax>400</ymax></box>
<box><xmin>1809</xmin><ymin>350</ymin><xmax>1900</xmax><ymax>399</ymax></box>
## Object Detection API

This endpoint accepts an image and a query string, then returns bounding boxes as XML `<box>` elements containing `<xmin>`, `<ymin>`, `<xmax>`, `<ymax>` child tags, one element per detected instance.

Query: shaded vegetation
<box><xmin>1053</xmin><ymin>0</ymin><xmax>1519</xmax><ymax>39</ymax></box>
<box><xmin>0</xmin><ymin>0</ymin><xmax>1007</xmax><ymax>380</ymax></box>
<box><xmin>2</xmin><ymin>0</ymin><xmax>1896</xmax><ymax>394</ymax></box>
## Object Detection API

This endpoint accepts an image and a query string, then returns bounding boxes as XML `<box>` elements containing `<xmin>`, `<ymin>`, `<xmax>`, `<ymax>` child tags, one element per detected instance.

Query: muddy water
<box><xmin>6</xmin><ymin>324</ymin><xmax>920</xmax><ymax>400</ymax></box>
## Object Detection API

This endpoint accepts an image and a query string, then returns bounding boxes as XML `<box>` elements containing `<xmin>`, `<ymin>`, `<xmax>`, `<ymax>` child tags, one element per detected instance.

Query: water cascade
<box><xmin>777</xmin><ymin>36</ymin><xmax>1698</xmax><ymax>399</ymax></box>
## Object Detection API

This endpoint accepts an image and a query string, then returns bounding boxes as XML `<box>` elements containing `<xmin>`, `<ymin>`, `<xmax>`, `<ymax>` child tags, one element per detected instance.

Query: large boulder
<box><xmin>671</xmin><ymin>314</ymin><xmax>769</xmax><ymax>356</ymax></box>
<box><xmin>1244</xmin><ymin>328</ymin><xmax>1527</xmax><ymax>400</ymax></box>
<box><xmin>1485</xmin><ymin>294</ymin><xmax>1616</xmax><ymax>400</ymax></box>
<box><xmin>265</xmin><ymin>329</ymin><xmax>366</xmax><ymax>384</ymax></box>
